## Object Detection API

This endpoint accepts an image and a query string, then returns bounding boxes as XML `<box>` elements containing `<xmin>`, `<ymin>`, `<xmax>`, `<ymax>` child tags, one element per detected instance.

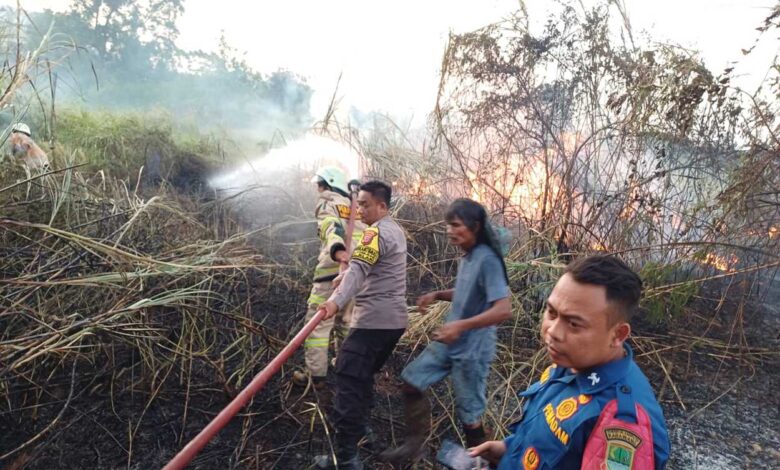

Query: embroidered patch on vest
<box><xmin>604</xmin><ymin>428</ymin><xmax>642</xmax><ymax>470</ymax></box>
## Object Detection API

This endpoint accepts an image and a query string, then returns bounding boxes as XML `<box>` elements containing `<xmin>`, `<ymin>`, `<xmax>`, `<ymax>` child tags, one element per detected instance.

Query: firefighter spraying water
<box><xmin>292</xmin><ymin>166</ymin><xmax>366</xmax><ymax>390</ymax></box>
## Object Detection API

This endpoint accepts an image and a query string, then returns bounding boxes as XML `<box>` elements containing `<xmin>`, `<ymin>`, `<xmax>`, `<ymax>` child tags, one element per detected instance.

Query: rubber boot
<box><xmin>378</xmin><ymin>392</ymin><xmax>431</xmax><ymax>465</ymax></box>
<box><xmin>292</xmin><ymin>370</ymin><xmax>326</xmax><ymax>390</ymax></box>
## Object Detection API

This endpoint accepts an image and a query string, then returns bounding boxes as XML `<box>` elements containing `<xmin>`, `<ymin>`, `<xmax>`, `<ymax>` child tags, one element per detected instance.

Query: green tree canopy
<box><xmin>11</xmin><ymin>1</ymin><xmax>312</xmax><ymax>135</ymax></box>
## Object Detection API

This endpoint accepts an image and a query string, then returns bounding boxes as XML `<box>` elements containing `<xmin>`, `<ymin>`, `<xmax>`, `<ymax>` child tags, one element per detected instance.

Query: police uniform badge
<box><xmin>352</xmin><ymin>227</ymin><xmax>380</xmax><ymax>265</ymax></box>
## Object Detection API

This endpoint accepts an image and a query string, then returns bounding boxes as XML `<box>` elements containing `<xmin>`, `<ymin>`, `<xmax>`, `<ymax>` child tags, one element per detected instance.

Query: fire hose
<box><xmin>163</xmin><ymin>179</ymin><xmax>361</xmax><ymax>470</ymax></box>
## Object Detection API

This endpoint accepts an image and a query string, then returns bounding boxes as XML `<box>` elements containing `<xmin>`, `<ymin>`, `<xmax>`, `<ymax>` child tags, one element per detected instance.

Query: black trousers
<box><xmin>333</xmin><ymin>327</ymin><xmax>404</xmax><ymax>458</ymax></box>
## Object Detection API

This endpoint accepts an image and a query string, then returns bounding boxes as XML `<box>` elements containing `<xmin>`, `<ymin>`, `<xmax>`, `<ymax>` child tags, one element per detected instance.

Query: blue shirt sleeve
<box><xmin>480</xmin><ymin>250</ymin><xmax>509</xmax><ymax>303</ymax></box>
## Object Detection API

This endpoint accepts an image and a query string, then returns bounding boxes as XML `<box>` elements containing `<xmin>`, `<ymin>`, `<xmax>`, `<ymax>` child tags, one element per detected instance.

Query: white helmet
<box><xmin>311</xmin><ymin>165</ymin><xmax>348</xmax><ymax>194</ymax></box>
<box><xmin>12</xmin><ymin>122</ymin><xmax>31</xmax><ymax>136</ymax></box>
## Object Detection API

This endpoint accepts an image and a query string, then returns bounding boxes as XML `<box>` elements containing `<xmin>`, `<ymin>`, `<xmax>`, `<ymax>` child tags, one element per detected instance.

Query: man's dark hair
<box><xmin>360</xmin><ymin>180</ymin><xmax>392</xmax><ymax>207</ymax></box>
<box><xmin>565</xmin><ymin>255</ymin><xmax>642</xmax><ymax>323</ymax></box>
<box><xmin>445</xmin><ymin>198</ymin><xmax>509</xmax><ymax>282</ymax></box>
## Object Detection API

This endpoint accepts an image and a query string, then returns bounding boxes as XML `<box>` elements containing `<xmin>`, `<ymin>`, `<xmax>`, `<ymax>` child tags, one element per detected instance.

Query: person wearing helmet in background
<box><xmin>8</xmin><ymin>122</ymin><xmax>49</xmax><ymax>171</ymax></box>
<box><xmin>292</xmin><ymin>165</ymin><xmax>365</xmax><ymax>390</ymax></box>
<box><xmin>11</xmin><ymin>122</ymin><xmax>31</xmax><ymax>137</ymax></box>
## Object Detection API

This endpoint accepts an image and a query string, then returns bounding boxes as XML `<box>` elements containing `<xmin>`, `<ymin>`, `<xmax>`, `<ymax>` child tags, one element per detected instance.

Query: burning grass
<box><xmin>0</xmin><ymin>143</ymin><xmax>778</xmax><ymax>468</ymax></box>
<box><xmin>0</xmin><ymin>1</ymin><xmax>778</xmax><ymax>466</ymax></box>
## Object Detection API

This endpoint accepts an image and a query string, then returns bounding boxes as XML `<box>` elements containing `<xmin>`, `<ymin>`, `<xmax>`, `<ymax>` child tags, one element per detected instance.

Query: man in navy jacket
<box><xmin>471</xmin><ymin>255</ymin><xmax>670</xmax><ymax>470</ymax></box>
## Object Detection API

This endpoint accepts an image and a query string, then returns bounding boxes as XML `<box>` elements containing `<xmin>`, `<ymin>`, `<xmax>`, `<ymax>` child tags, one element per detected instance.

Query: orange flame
<box><xmin>463</xmin><ymin>132</ymin><xmax>584</xmax><ymax>220</ymax></box>
<box><xmin>769</xmin><ymin>226</ymin><xmax>779</xmax><ymax>239</ymax></box>
<box><xmin>467</xmin><ymin>158</ymin><xmax>563</xmax><ymax>221</ymax></box>
<box><xmin>396</xmin><ymin>174</ymin><xmax>444</xmax><ymax>199</ymax></box>
<box><xmin>619</xmin><ymin>185</ymin><xmax>641</xmax><ymax>220</ymax></box>
<box><xmin>701</xmin><ymin>253</ymin><xmax>738</xmax><ymax>273</ymax></box>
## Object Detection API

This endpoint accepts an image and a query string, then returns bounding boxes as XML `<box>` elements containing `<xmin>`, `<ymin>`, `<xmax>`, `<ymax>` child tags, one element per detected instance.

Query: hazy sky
<box><xmin>11</xmin><ymin>0</ymin><xmax>779</xmax><ymax>122</ymax></box>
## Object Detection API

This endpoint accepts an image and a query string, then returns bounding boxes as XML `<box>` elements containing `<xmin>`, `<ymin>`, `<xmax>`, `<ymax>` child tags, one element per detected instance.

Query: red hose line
<box><xmin>163</xmin><ymin>308</ymin><xmax>327</xmax><ymax>470</ymax></box>
<box><xmin>166</xmin><ymin>181</ymin><xmax>360</xmax><ymax>468</ymax></box>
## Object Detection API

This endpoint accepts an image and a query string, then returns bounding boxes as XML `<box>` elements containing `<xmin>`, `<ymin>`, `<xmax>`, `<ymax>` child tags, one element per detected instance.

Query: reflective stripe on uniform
<box><xmin>305</xmin><ymin>337</ymin><xmax>330</xmax><ymax>348</ymax></box>
<box><xmin>319</xmin><ymin>216</ymin><xmax>340</xmax><ymax>242</ymax></box>
<box><xmin>313</xmin><ymin>266</ymin><xmax>339</xmax><ymax>280</ymax></box>
<box><xmin>308</xmin><ymin>293</ymin><xmax>328</xmax><ymax>305</ymax></box>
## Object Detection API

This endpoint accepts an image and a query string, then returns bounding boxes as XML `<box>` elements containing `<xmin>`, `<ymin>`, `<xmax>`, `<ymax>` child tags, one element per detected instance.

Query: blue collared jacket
<box><xmin>497</xmin><ymin>344</ymin><xmax>670</xmax><ymax>470</ymax></box>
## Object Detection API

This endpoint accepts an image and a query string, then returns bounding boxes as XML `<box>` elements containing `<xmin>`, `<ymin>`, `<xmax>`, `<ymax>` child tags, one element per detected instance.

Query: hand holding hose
<box><xmin>334</xmin><ymin>249</ymin><xmax>350</xmax><ymax>276</ymax></box>
<box><xmin>318</xmin><ymin>300</ymin><xmax>339</xmax><ymax>320</ymax></box>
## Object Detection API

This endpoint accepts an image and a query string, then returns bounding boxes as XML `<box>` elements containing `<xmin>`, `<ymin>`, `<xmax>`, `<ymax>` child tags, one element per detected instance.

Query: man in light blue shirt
<box><xmin>379</xmin><ymin>198</ymin><xmax>512</xmax><ymax>466</ymax></box>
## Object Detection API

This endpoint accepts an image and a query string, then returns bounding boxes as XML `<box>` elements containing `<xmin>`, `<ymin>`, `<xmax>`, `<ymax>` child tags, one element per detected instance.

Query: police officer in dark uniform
<box><xmin>471</xmin><ymin>255</ymin><xmax>670</xmax><ymax>469</ymax></box>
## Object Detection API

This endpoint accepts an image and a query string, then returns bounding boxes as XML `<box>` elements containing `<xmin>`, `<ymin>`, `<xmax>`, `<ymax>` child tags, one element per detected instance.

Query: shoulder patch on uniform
<box><xmin>605</xmin><ymin>428</ymin><xmax>641</xmax><ymax>469</ymax></box>
<box><xmin>336</xmin><ymin>204</ymin><xmax>352</xmax><ymax>219</ymax></box>
<box><xmin>352</xmin><ymin>227</ymin><xmax>380</xmax><ymax>265</ymax></box>
<box><xmin>522</xmin><ymin>447</ymin><xmax>540</xmax><ymax>470</ymax></box>
<box><xmin>360</xmin><ymin>228</ymin><xmax>378</xmax><ymax>245</ymax></box>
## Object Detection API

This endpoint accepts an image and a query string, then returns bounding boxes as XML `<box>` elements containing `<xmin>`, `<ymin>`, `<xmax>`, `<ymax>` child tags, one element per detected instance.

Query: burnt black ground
<box><xmin>2</xmin><ymin>267</ymin><xmax>777</xmax><ymax>469</ymax></box>
<box><xmin>2</xmin><ymin>310</ymin><xmax>777</xmax><ymax>469</ymax></box>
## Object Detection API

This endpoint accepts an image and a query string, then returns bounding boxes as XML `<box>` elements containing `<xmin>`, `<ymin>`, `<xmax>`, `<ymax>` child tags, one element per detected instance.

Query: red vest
<box><xmin>581</xmin><ymin>398</ymin><xmax>655</xmax><ymax>470</ymax></box>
